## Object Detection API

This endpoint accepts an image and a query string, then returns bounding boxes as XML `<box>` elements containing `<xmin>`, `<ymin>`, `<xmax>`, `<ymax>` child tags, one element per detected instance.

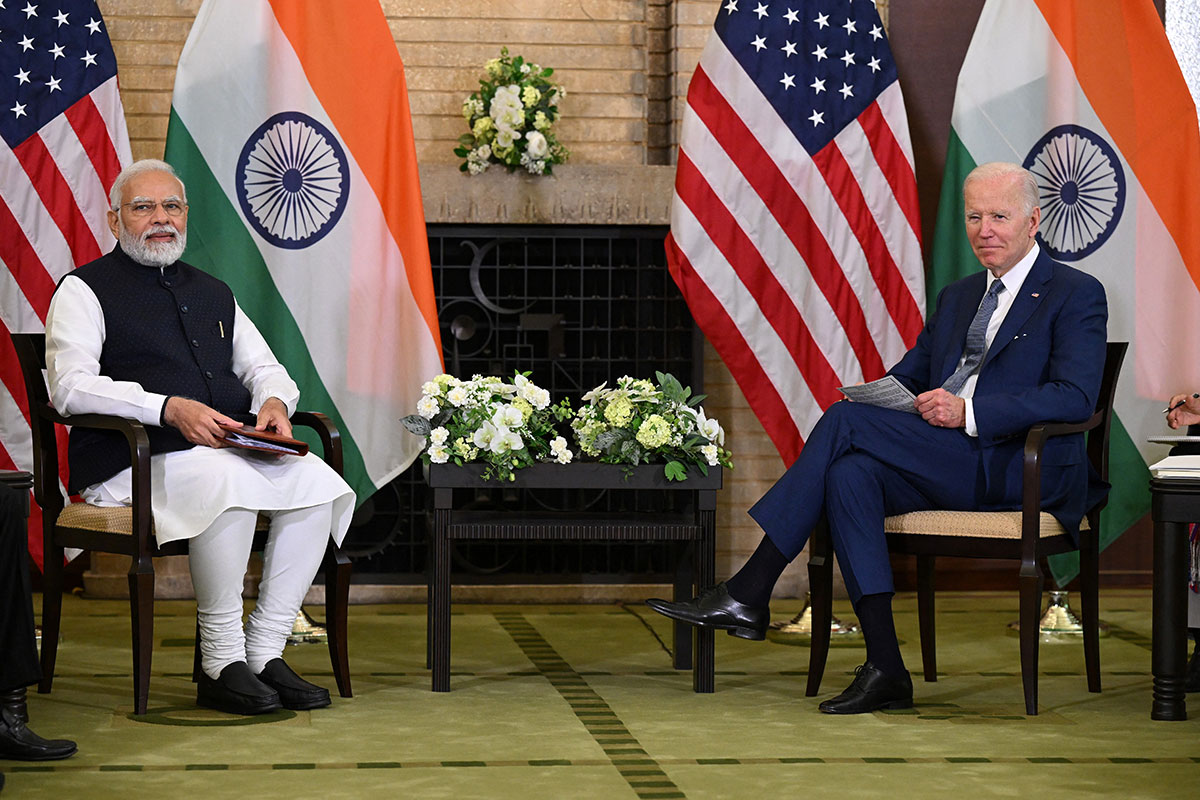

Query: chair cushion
<box><xmin>57</xmin><ymin>503</ymin><xmax>269</xmax><ymax>535</ymax></box>
<box><xmin>883</xmin><ymin>510</ymin><xmax>1090</xmax><ymax>539</ymax></box>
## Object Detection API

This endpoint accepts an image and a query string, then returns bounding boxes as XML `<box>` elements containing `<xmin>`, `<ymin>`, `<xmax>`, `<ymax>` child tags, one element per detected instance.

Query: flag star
<box><xmin>754</xmin><ymin>2</ymin><xmax>769</xmax><ymax>19</ymax></box>
<box><xmin>18</xmin><ymin>35</ymin><xmax>34</xmax><ymax>51</ymax></box>
<box><xmin>21</xmin><ymin>2</ymin><xmax>35</xmax><ymax>19</ymax></box>
<box><xmin>808</xmin><ymin>110</ymin><xmax>825</xmax><ymax>126</ymax></box>
<box><xmin>46</xmin><ymin>76</ymin><xmax>61</xmax><ymax>92</ymax></box>
<box><xmin>784</xmin><ymin>7</ymin><xmax>799</xmax><ymax>24</ymax></box>
<box><xmin>814</xmin><ymin>12</ymin><xmax>829</xmax><ymax>28</ymax></box>
<box><xmin>810</xmin><ymin>77</ymin><xmax>826</xmax><ymax>94</ymax></box>
<box><xmin>843</xmin><ymin>19</ymin><xmax>857</xmax><ymax>35</ymax></box>
<box><xmin>812</xmin><ymin>44</ymin><xmax>827</xmax><ymax>61</ymax></box>
<box><xmin>751</xmin><ymin>34</ymin><xmax>767</xmax><ymax>52</ymax></box>
<box><xmin>54</xmin><ymin>9</ymin><xmax>67</xmax><ymax>26</ymax></box>
<box><xmin>839</xmin><ymin>82</ymin><xmax>854</xmax><ymax>99</ymax></box>
<box><xmin>840</xmin><ymin>50</ymin><xmax>856</xmax><ymax>67</ymax></box>
<box><xmin>49</xmin><ymin>42</ymin><xmax>65</xmax><ymax>59</ymax></box>
<box><xmin>868</xmin><ymin>56</ymin><xmax>881</xmax><ymax>72</ymax></box>
<box><xmin>781</xmin><ymin>40</ymin><xmax>797</xmax><ymax>57</ymax></box>
<box><xmin>81</xmin><ymin>50</ymin><xmax>97</xmax><ymax>67</ymax></box>
<box><xmin>11</xmin><ymin>102</ymin><xmax>26</xmax><ymax>118</ymax></box>
<box><xmin>14</xmin><ymin>68</ymin><xmax>30</xmax><ymax>84</ymax></box>
<box><xmin>86</xmin><ymin>17</ymin><xmax>102</xmax><ymax>34</ymax></box>
<box><xmin>869</xmin><ymin>24</ymin><xmax>883</xmax><ymax>41</ymax></box>
<box><xmin>780</xmin><ymin>72</ymin><xmax>795</xmax><ymax>89</ymax></box>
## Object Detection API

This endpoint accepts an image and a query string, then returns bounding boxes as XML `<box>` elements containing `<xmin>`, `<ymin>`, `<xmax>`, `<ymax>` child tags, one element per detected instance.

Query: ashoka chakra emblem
<box><xmin>1022</xmin><ymin>124</ymin><xmax>1125</xmax><ymax>262</ymax></box>
<box><xmin>236</xmin><ymin>111</ymin><xmax>349</xmax><ymax>250</ymax></box>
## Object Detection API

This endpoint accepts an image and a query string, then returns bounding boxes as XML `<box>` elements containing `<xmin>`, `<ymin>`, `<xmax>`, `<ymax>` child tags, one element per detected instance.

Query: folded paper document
<box><xmin>1148</xmin><ymin>455</ymin><xmax>1200</xmax><ymax>479</ymax></box>
<box><xmin>218</xmin><ymin>423</ymin><xmax>308</xmax><ymax>456</ymax></box>
<box><xmin>837</xmin><ymin>375</ymin><xmax>918</xmax><ymax>414</ymax></box>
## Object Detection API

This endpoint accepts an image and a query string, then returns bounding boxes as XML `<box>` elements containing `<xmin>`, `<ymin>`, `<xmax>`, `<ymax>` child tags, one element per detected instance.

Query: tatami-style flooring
<box><xmin>2</xmin><ymin>590</ymin><xmax>1197</xmax><ymax>799</ymax></box>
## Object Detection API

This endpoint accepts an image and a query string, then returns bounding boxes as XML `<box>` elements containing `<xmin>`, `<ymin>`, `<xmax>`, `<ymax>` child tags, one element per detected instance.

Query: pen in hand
<box><xmin>1164</xmin><ymin>393</ymin><xmax>1200</xmax><ymax>414</ymax></box>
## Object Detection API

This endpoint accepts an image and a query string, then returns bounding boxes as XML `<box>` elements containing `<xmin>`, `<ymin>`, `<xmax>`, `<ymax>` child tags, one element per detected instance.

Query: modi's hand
<box><xmin>914</xmin><ymin>388</ymin><xmax>966</xmax><ymax>429</ymax></box>
<box><xmin>163</xmin><ymin>397</ymin><xmax>239</xmax><ymax>448</ymax></box>
<box><xmin>256</xmin><ymin>396</ymin><xmax>292</xmax><ymax>438</ymax></box>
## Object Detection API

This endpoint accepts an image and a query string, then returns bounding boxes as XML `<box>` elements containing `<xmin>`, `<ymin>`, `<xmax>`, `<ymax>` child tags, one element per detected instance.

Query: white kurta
<box><xmin>45</xmin><ymin>273</ymin><xmax>354</xmax><ymax>546</ymax></box>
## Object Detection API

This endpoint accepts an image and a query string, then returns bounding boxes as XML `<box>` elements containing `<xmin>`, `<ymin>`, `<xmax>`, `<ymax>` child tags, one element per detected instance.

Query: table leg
<box><xmin>694</xmin><ymin>503</ymin><xmax>716</xmax><ymax>693</ymax></box>
<box><xmin>672</xmin><ymin>543</ymin><xmax>693</xmax><ymax>670</ymax></box>
<box><xmin>1152</xmin><ymin>518</ymin><xmax>1188</xmax><ymax>720</ymax></box>
<box><xmin>431</xmin><ymin>507</ymin><xmax>452</xmax><ymax>692</ymax></box>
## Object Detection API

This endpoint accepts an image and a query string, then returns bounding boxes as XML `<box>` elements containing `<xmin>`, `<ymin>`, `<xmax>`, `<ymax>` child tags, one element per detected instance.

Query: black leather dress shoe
<box><xmin>0</xmin><ymin>695</ymin><xmax>77</xmax><ymax>761</ymax></box>
<box><xmin>256</xmin><ymin>658</ymin><xmax>331</xmax><ymax>710</ymax></box>
<box><xmin>645</xmin><ymin>582</ymin><xmax>769</xmax><ymax>640</ymax></box>
<box><xmin>197</xmin><ymin>661</ymin><xmax>282</xmax><ymax>715</ymax></box>
<box><xmin>819</xmin><ymin>662</ymin><xmax>913</xmax><ymax>714</ymax></box>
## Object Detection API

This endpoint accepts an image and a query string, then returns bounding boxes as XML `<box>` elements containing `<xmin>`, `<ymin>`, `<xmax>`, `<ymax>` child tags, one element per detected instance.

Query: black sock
<box><xmin>724</xmin><ymin>535</ymin><xmax>789</xmax><ymax>608</ymax></box>
<box><xmin>855</xmin><ymin>592</ymin><xmax>906</xmax><ymax>678</ymax></box>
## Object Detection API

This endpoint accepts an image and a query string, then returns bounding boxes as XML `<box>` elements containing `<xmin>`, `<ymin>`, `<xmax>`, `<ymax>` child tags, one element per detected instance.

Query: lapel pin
<box><xmin>1031</xmin><ymin>292</ymin><xmax>1039</xmax><ymax>298</ymax></box>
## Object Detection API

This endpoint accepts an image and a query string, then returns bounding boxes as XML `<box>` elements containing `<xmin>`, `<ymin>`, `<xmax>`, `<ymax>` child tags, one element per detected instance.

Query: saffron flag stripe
<box><xmin>676</xmin><ymin>121</ymin><xmax>861</xmax><ymax>387</ymax></box>
<box><xmin>670</xmin><ymin>199</ymin><xmax>824</xmax><ymax>436</ymax></box>
<box><xmin>686</xmin><ymin>65</ymin><xmax>887</xmax><ymax>380</ymax></box>
<box><xmin>674</xmin><ymin>152</ymin><xmax>844</xmax><ymax>408</ymax></box>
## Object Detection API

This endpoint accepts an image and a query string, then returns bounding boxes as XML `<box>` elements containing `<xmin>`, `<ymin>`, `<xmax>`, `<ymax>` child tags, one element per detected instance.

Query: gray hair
<box><xmin>108</xmin><ymin>159</ymin><xmax>187</xmax><ymax>211</ymax></box>
<box><xmin>963</xmin><ymin>162</ymin><xmax>1039</xmax><ymax>215</ymax></box>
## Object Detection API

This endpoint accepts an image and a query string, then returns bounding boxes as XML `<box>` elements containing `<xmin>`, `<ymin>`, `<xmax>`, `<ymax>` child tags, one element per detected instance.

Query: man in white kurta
<box><xmin>44</xmin><ymin>159</ymin><xmax>355</xmax><ymax>716</ymax></box>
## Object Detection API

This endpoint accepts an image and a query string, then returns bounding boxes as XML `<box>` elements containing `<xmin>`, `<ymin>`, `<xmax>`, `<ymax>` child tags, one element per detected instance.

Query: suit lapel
<box><xmin>982</xmin><ymin>250</ymin><xmax>1053</xmax><ymax>369</ymax></box>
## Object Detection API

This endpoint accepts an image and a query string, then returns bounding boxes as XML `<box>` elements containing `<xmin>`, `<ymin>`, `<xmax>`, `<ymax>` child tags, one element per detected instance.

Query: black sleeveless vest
<box><xmin>63</xmin><ymin>247</ymin><xmax>253</xmax><ymax>493</ymax></box>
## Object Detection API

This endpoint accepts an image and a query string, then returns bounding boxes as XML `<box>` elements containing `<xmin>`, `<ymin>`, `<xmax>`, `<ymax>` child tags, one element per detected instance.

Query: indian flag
<box><xmin>164</xmin><ymin>0</ymin><xmax>443</xmax><ymax>505</ymax></box>
<box><xmin>931</xmin><ymin>0</ymin><xmax>1200</xmax><ymax>583</ymax></box>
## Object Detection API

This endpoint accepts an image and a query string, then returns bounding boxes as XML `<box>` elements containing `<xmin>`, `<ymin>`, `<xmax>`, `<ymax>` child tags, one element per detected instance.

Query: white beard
<box><xmin>119</xmin><ymin>223</ymin><xmax>187</xmax><ymax>267</ymax></box>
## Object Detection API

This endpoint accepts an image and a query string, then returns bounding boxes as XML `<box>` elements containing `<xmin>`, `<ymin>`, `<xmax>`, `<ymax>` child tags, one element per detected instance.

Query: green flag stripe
<box><xmin>928</xmin><ymin>130</ymin><xmax>979</xmax><ymax>307</ymax></box>
<box><xmin>164</xmin><ymin>110</ymin><xmax>374</xmax><ymax>505</ymax></box>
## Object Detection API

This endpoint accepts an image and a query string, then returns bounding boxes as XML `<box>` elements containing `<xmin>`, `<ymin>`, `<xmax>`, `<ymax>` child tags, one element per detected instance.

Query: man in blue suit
<box><xmin>648</xmin><ymin>162</ymin><xmax>1109</xmax><ymax>713</ymax></box>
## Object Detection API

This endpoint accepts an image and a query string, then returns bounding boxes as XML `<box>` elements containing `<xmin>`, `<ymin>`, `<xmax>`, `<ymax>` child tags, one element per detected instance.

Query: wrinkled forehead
<box><xmin>963</xmin><ymin>177</ymin><xmax>1027</xmax><ymax>216</ymax></box>
<box><xmin>120</xmin><ymin>171</ymin><xmax>185</xmax><ymax>204</ymax></box>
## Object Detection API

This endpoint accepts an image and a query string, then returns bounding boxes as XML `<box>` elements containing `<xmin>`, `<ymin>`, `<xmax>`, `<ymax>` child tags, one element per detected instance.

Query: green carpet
<box><xmin>3</xmin><ymin>590</ymin><xmax>1197</xmax><ymax>799</ymax></box>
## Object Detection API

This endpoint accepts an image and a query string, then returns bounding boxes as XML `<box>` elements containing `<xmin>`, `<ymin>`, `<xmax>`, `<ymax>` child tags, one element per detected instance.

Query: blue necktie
<box><xmin>942</xmin><ymin>280</ymin><xmax>1004</xmax><ymax>395</ymax></box>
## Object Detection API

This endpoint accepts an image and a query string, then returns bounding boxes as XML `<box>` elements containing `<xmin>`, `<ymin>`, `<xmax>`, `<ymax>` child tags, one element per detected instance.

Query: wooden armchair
<box><xmin>805</xmin><ymin>341</ymin><xmax>1127</xmax><ymax>715</ymax></box>
<box><xmin>12</xmin><ymin>332</ymin><xmax>353</xmax><ymax>715</ymax></box>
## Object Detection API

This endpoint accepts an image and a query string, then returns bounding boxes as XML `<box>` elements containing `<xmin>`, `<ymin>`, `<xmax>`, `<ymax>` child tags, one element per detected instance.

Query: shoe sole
<box><xmin>0</xmin><ymin>745</ymin><xmax>77</xmax><ymax>761</ymax></box>
<box><xmin>278</xmin><ymin>694</ymin><xmax>331</xmax><ymax>711</ymax></box>
<box><xmin>196</xmin><ymin>693</ymin><xmax>283</xmax><ymax>716</ymax></box>
<box><xmin>647</xmin><ymin>603</ymin><xmax>767</xmax><ymax>641</ymax></box>
<box><xmin>819</xmin><ymin>698</ymin><xmax>914</xmax><ymax>714</ymax></box>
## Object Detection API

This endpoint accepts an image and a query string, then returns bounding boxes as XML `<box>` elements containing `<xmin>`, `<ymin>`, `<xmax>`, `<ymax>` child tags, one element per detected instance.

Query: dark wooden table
<box><xmin>424</xmin><ymin>462</ymin><xmax>720</xmax><ymax>693</ymax></box>
<box><xmin>1149</xmin><ymin>477</ymin><xmax>1199</xmax><ymax>720</ymax></box>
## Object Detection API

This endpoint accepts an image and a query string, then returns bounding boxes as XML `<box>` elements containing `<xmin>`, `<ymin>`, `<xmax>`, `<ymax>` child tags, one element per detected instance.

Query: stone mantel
<box><xmin>419</xmin><ymin>163</ymin><xmax>675</xmax><ymax>226</ymax></box>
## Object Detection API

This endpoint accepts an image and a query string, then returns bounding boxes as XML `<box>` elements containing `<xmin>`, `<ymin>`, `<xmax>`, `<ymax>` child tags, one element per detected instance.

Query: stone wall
<box><xmin>93</xmin><ymin>0</ymin><xmax>889</xmax><ymax>597</ymax></box>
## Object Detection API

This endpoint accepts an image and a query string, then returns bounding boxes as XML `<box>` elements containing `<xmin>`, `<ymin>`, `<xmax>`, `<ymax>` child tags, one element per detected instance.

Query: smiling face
<box><xmin>963</xmin><ymin>171</ymin><xmax>1041</xmax><ymax>277</ymax></box>
<box><xmin>107</xmin><ymin>169</ymin><xmax>188</xmax><ymax>267</ymax></box>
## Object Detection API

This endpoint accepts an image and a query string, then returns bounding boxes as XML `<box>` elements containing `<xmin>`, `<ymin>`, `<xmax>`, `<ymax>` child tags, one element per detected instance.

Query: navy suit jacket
<box><xmin>886</xmin><ymin>248</ymin><xmax>1109</xmax><ymax>534</ymax></box>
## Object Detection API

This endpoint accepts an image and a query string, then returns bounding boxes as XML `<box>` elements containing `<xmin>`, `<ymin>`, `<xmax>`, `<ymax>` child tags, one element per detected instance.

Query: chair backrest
<box><xmin>10</xmin><ymin>332</ymin><xmax>63</xmax><ymax>516</ymax></box>
<box><xmin>1088</xmin><ymin>341</ymin><xmax>1128</xmax><ymax>487</ymax></box>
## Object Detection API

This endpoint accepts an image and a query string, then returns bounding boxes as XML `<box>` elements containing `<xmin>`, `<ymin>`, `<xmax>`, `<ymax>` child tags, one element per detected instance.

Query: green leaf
<box><xmin>400</xmin><ymin>414</ymin><xmax>431</xmax><ymax>437</ymax></box>
<box><xmin>664</xmin><ymin>461</ymin><xmax>688</xmax><ymax>481</ymax></box>
<box><xmin>687</xmin><ymin>393</ymin><xmax>707</xmax><ymax>407</ymax></box>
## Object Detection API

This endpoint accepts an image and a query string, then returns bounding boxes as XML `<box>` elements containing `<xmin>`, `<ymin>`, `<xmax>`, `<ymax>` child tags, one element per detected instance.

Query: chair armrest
<box><xmin>36</xmin><ymin>403</ymin><xmax>153</xmax><ymax>551</ymax></box>
<box><xmin>1017</xmin><ymin>410</ymin><xmax>1103</xmax><ymax>559</ymax></box>
<box><xmin>291</xmin><ymin>411</ymin><xmax>344</xmax><ymax>476</ymax></box>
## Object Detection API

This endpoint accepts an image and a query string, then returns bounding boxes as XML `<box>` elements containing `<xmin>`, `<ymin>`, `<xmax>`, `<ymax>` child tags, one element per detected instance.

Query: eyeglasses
<box><xmin>121</xmin><ymin>200</ymin><xmax>188</xmax><ymax>218</ymax></box>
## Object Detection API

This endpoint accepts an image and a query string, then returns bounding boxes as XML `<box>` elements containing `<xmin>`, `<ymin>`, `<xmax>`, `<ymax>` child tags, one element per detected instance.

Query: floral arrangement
<box><xmin>402</xmin><ymin>373</ymin><xmax>574</xmax><ymax>481</ymax></box>
<box><xmin>455</xmin><ymin>47</ymin><xmax>569</xmax><ymax>176</ymax></box>
<box><xmin>571</xmin><ymin>372</ymin><xmax>733</xmax><ymax>481</ymax></box>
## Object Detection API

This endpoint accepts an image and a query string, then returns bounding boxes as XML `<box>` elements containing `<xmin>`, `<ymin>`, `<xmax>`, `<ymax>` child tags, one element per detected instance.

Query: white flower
<box><xmin>491</xmin><ymin>404</ymin><xmax>524</xmax><ymax>429</ymax></box>
<box><xmin>417</xmin><ymin>395</ymin><xmax>440</xmax><ymax>419</ymax></box>
<box><xmin>472</xmin><ymin>422</ymin><xmax>498</xmax><ymax>449</ymax></box>
<box><xmin>550</xmin><ymin>436</ymin><xmax>573</xmax><ymax>464</ymax></box>
<box><xmin>701</xmin><ymin>444</ymin><xmax>719</xmax><ymax>466</ymax></box>
<box><xmin>525</xmin><ymin>130</ymin><xmax>549</xmax><ymax>159</ymax></box>
<box><xmin>430</xmin><ymin>427</ymin><xmax>449</xmax><ymax>446</ymax></box>
<box><xmin>422</xmin><ymin>380</ymin><xmax>442</xmax><ymax>397</ymax></box>
<box><xmin>489</xmin><ymin>427</ymin><xmax>524</xmax><ymax>454</ymax></box>
<box><xmin>428</xmin><ymin>444</ymin><xmax>450</xmax><ymax>464</ymax></box>
<box><xmin>520</xmin><ymin>62</ymin><xmax>531</xmax><ymax>74</ymax></box>
<box><xmin>447</xmin><ymin>386</ymin><xmax>469</xmax><ymax>407</ymax></box>
<box><xmin>494</xmin><ymin>126</ymin><xmax>520</xmax><ymax>150</ymax></box>
<box><xmin>699</xmin><ymin>416</ymin><xmax>725</xmax><ymax>446</ymax></box>
<box><xmin>555</xmin><ymin>448</ymin><xmax>573</xmax><ymax>465</ymax></box>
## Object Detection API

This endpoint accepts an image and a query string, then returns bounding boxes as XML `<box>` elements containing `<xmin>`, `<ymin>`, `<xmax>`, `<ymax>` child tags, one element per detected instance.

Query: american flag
<box><xmin>666</xmin><ymin>0</ymin><xmax>924</xmax><ymax>464</ymax></box>
<box><xmin>0</xmin><ymin>0</ymin><xmax>130</xmax><ymax>567</ymax></box>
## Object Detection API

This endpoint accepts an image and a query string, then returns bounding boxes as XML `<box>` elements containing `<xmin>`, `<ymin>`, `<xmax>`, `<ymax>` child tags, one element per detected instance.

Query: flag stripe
<box><xmin>64</xmin><ymin>94</ymin><xmax>123</xmax><ymax>199</ymax></box>
<box><xmin>38</xmin><ymin>113</ymin><xmax>112</xmax><ymax>252</ymax></box>
<box><xmin>856</xmin><ymin>100</ymin><xmax>923</xmax><ymax>252</ymax></box>
<box><xmin>675</xmin><ymin>151</ymin><xmax>844</xmax><ymax>410</ymax></box>
<box><xmin>267</xmin><ymin>0</ymin><xmax>441</xmax><ymax>349</ymax></box>
<box><xmin>810</xmin><ymin>135</ymin><xmax>924</xmax><ymax>344</ymax></box>
<box><xmin>12</xmin><ymin>135</ymin><xmax>102</xmax><ymax>268</ymax></box>
<box><xmin>687</xmin><ymin>65</ymin><xmax>887</xmax><ymax>379</ymax></box>
<box><xmin>0</xmin><ymin>201</ymin><xmax>57</xmax><ymax>322</ymax></box>
<box><xmin>665</xmin><ymin>232</ymin><xmax>805</xmax><ymax>463</ymax></box>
